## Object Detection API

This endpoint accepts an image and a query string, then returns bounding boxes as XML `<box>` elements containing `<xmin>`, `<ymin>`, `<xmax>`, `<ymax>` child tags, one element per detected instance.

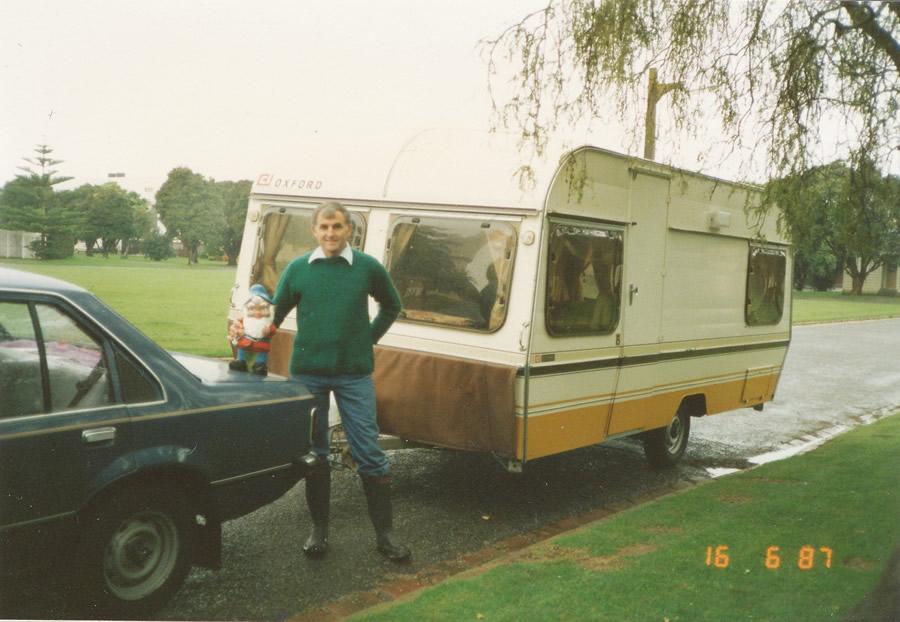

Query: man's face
<box><xmin>313</xmin><ymin>211</ymin><xmax>353</xmax><ymax>257</ymax></box>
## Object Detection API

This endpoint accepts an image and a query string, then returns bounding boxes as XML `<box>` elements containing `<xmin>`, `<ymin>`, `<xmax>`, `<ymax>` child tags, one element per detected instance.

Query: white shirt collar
<box><xmin>309</xmin><ymin>244</ymin><xmax>354</xmax><ymax>265</ymax></box>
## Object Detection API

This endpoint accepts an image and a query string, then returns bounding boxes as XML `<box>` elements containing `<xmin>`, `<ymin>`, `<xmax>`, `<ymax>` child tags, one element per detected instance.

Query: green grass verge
<box><xmin>3</xmin><ymin>259</ymin><xmax>898</xmax><ymax>355</ymax></box>
<box><xmin>355</xmin><ymin>415</ymin><xmax>900</xmax><ymax>622</ymax></box>
<box><xmin>0</xmin><ymin>256</ymin><xmax>236</xmax><ymax>356</ymax></box>
<box><xmin>793</xmin><ymin>290</ymin><xmax>900</xmax><ymax>323</ymax></box>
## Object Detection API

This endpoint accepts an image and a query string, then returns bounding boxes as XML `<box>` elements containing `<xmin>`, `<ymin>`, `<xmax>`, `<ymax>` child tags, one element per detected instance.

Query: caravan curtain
<box><xmin>251</xmin><ymin>213</ymin><xmax>291</xmax><ymax>292</ymax></box>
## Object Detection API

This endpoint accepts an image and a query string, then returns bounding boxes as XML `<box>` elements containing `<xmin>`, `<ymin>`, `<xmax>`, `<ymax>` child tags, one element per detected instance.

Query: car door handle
<box><xmin>82</xmin><ymin>427</ymin><xmax>116</xmax><ymax>444</ymax></box>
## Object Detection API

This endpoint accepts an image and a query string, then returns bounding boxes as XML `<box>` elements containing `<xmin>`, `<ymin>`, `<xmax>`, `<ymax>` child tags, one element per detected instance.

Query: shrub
<box><xmin>29</xmin><ymin>235</ymin><xmax>74</xmax><ymax>259</ymax></box>
<box><xmin>142</xmin><ymin>232</ymin><xmax>175</xmax><ymax>261</ymax></box>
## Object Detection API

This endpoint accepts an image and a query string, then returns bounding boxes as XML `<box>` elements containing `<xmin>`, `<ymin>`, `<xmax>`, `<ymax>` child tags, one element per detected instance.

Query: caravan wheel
<box><xmin>642</xmin><ymin>410</ymin><xmax>690</xmax><ymax>468</ymax></box>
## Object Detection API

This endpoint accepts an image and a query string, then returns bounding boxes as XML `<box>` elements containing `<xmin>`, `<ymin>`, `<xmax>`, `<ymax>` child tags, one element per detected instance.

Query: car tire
<box><xmin>642</xmin><ymin>409</ymin><xmax>690</xmax><ymax>468</ymax></box>
<box><xmin>78</xmin><ymin>485</ymin><xmax>193</xmax><ymax>618</ymax></box>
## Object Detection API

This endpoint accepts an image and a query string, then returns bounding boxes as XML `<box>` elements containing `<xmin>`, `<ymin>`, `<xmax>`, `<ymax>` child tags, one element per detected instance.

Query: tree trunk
<box><xmin>225</xmin><ymin>240</ymin><xmax>240</xmax><ymax>266</ymax></box>
<box><xmin>793</xmin><ymin>261</ymin><xmax>807</xmax><ymax>290</ymax></box>
<box><xmin>851</xmin><ymin>274</ymin><xmax>865</xmax><ymax>295</ymax></box>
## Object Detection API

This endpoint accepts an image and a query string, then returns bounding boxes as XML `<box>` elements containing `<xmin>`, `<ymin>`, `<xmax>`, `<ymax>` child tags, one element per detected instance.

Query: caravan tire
<box><xmin>642</xmin><ymin>410</ymin><xmax>690</xmax><ymax>468</ymax></box>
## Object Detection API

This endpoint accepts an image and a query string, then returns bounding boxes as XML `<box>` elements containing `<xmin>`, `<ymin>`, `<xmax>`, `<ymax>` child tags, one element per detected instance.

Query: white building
<box><xmin>0</xmin><ymin>229</ymin><xmax>40</xmax><ymax>259</ymax></box>
<box><xmin>842</xmin><ymin>262</ymin><xmax>899</xmax><ymax>295</ymax></box>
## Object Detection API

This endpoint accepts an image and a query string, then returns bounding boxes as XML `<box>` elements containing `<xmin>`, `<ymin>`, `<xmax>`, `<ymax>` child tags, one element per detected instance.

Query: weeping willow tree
<box><xmin>484</xmin><ymin>1</ymin><xmax>899</xmax><ymax>290</ymax></box>
<box><xmin>484</xmin><ymin>1</ymin><xmax>898</xmax><ymax>179</ymax></box>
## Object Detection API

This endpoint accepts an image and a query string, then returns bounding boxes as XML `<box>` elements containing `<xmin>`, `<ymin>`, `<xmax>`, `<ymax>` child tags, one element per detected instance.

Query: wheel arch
<box><xmin>79</xmin><ymin>464</ymin><xmax>222</xmax><ymax>570</ymax></box>
<box><xmin>679</xmin><ymin>393</ymin><xmax>708</xmax><ymax>418</ymax></box>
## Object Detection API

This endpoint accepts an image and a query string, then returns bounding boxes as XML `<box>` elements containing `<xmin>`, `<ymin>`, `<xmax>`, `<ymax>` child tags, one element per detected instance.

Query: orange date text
<box><xmin>704</xmin><ymin>545</ymin><xmax>833</xmax><ymax>570</ymax></box>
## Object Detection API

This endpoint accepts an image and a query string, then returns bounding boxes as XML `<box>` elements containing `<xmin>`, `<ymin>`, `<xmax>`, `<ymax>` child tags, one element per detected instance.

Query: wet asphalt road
<box><xmin>5</xmin><ymin>319</ymin><xmax>899</xmax><ymax>620</ymax></box>
<box><xmin>691</xmin><ymin>318</ymin><xmax>900</xmax><ymax>455</ymax></box>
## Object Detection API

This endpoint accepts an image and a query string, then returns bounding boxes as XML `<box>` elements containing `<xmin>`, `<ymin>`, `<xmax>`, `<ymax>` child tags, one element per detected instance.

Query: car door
<box><xmin>0</xmin><ymin>295</ymin><xmax>132</xmax><ymax>572</ymax></box>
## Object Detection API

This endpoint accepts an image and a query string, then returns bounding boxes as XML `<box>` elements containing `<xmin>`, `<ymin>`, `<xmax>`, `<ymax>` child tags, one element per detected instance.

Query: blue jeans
<box><xmin>296</xmin><ymin>373</ymin><xmax>389</xmax><ymax>477</ymax></box>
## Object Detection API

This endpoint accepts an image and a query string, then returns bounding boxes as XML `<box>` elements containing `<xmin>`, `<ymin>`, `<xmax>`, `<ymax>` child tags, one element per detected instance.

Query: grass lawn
<box><xmin>355</xmin><ymin>414</ymin><xmax>900</xmax><ymax>622</ymax></box>
<box><xmin>0</xmin><ymin>255</ymin><xmax>236</xmax><ymax>356</ymax></box>
<box><xmin>3</xmin><ymin>258</ymin><xmax>898</xmax><ymax>355</ymax></box>
<box><xmin>793</xmin><ymin>290</ymin><xmax>900</xmax><ymax>323</ymax></box>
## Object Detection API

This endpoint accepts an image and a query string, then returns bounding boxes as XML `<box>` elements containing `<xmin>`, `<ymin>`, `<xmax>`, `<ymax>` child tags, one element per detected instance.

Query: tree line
<box><xmin>774</xmin><ymin>159</ymin><xmax>899</xmax><ymax>295</ymax></box>
<box><xmin>0</xmin><ymin>145</ymin><xmax>251</xmax><ymax>265</ymax></box>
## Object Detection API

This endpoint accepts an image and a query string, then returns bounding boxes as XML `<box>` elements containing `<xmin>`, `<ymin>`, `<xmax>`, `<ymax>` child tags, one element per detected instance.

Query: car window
<box><xmin>35</xmin><ymin>304</ymin><xmax>115</xmax><ymax>412</ymax></box>
<box><xmin>0</xmin><ymin>302</ymin><xmax>44</xmax><ymax>418</ymax></box>
<box><xmin>115</xmin><ymin>348</ymin><xmax>163</xmax><ymax>404</ymax></box>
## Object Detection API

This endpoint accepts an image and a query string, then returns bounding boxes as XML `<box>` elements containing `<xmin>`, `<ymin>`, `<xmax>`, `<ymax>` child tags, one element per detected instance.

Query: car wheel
<box><xmin>79</xmin><ymin>486</ymin><xmax>193</xmax><ymax>618</ymax></box>
<box><xmin>642</xmin><ymin>409</ymin><xmax>690</xmax><ymax>468</ymax></box>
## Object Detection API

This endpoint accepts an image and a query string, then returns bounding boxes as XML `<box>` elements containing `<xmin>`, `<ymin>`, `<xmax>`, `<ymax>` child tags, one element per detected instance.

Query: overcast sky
<box><xmin>1</xmin><ymin>1</ymin><xmax>559</xmax><ymax>198</ymax></box>
<box><xmin>2</xmin><ymin>1</ymin><xmax>884</xmax><ymax>202</ymax></box>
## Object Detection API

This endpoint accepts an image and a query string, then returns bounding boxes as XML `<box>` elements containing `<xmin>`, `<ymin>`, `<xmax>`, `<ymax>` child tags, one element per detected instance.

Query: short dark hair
<box><xmin>312</xmin><ymin>201</ymin><xmax>352</xmax><ymax>228</ymax></box>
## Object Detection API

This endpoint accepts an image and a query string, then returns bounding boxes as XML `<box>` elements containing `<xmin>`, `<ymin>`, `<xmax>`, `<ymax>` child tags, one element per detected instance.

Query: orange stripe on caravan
<box><xmin>516</xmin><ymin>373</ymin><xmax>779</xmax><ymax>460</ymax></box>
<box><xmin>515</xmin><ymin>403</ymin><xmax>612</xmax><ymax>460</ymax></box>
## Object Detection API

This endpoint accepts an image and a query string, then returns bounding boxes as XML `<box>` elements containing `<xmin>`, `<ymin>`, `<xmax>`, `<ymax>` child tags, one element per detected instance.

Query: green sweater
<box><xmin>272</xmin><ymin>249</ymin><xmax>402</xmax><ymax>376</ymax></box>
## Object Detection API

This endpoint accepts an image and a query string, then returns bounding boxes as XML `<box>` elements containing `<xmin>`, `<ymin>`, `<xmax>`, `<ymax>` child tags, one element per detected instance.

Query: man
<box><xmin>271</xmin><ymin>201</ymin><xmax>410</xmax><ymax>562</ymax></box>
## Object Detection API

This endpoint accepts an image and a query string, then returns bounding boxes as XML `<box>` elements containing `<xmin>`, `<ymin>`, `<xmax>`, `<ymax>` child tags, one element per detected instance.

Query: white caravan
<box><xmin>229</xmin><ymin>130</ymin><xmax>791</xmax><ymax>471</ymax></box>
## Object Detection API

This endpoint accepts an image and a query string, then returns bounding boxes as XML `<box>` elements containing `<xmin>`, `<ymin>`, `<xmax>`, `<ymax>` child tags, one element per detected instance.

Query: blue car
<box><xmin>0</xmin><ymin>267</ymin><xmax>313</xmax><ymax>617</ymax></box>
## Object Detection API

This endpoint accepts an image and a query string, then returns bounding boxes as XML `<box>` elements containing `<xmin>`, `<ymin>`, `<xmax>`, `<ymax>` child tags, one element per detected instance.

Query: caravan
<box><xmin>229</xmin><ymin>130</ymin><xmax>791</xmax><ymax>471</ymax></box>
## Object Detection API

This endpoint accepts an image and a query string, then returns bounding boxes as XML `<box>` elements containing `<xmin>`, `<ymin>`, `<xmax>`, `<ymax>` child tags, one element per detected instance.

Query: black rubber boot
<box><xmin>302</xmin><ymin>462</ymin><xmax>330</xmax><ymax>558</ymax></box>
<box><xmin>360</xmin><ymin>474</ymin><xmax>411</xmax><ymax>562</ymax></box>
<box><xmin>252</xmin><ymin>362</ymin><xmax>268</xmax><ymax>376</ymax></box>
<box><xmin>228</xmin><ymin>359</ymin><xmax>248</xmax><ymax>371</ymax></box>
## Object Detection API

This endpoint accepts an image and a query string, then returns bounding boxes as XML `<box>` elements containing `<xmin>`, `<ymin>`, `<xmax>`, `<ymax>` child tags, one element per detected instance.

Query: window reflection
<box><xmin>386</xmin><ymin>216</ymin><xmax>518</xmax><ymax>332</ymax></box>
<box><xmin>0</xmin><ymin>302</ymin><xmax>43</xmax><ymax>418</ymax></box>
<box><xmin>546</xmin><ymin>223</ymin><xmax>623</xmax><ymax>336</ymax></box>
<box><xmin>36</xmin><ymin>304</ymin><xmax>114</xmax><ymax>412</ymax></box>
<box><xmin>746</xmin><ymin>246</ymin><xmax>786</xmax><ymax>326</ymax></box>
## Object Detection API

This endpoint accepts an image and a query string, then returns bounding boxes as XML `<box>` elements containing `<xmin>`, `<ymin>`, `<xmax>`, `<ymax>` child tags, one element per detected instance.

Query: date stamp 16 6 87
<box><xmin>705</xmin><ymin>545</ymin><xmax>833</xmax><ymax>570</ymax></box>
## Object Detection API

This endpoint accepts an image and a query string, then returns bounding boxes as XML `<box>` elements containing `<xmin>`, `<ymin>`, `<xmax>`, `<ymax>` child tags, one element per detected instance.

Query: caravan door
<box><xmin>607</xmin><ymin>169</ymin><xmax>670</xmax><ymax>436</ymax></box>
<box><xmin>524</xmin><ymin>217</ymin><xmax>625</xmax><ymax>460</ymax></box>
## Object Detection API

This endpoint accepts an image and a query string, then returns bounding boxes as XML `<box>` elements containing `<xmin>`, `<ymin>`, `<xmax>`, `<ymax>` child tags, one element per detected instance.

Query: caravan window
<box><xmin>745</xmin><ymin>245</ymin><xmax>786</xmax><ymax>326</ymax></box>
<box><xmin>546</xmin><ymin>222</ymin><xmax>623</xmax><ymax>336</ymax></box>
<box><xmin>251</xmin><ymin>208</ymin><xmax>367</xmax><ymax>294</ymax></box>
<box><xmin>385</xmin><ymin>216</ymin><xmax>518</xmax><ymax>332</ymax></box>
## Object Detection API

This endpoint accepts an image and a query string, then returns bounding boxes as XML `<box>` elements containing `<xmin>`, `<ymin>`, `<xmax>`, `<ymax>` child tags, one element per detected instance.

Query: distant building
<box><xmin>842</xmin><ymin>262</ymin><xmax>898</xmax><ymax>295</ymax></box>
<box><xmin>0</xmin><ymin>229</ymin><xmax>40</xmax><ymax>259</ymax></box>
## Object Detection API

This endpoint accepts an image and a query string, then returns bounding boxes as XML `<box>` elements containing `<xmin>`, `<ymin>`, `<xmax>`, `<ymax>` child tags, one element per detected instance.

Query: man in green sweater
<box><xmin>271</xmin><ymin>201</ymin><xmax>410</xmax><ymax>562</ymax></box>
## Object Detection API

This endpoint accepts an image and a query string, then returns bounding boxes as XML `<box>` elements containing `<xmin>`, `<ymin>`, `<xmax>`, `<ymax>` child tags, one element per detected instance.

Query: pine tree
<box><xmin>0</xmin><ymin>144</ymin><xmax>79</xmax><ymax>258</ymax></box>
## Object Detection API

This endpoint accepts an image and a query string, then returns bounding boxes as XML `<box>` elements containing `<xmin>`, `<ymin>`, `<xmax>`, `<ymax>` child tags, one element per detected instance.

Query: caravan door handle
<box><xmin>629</xmin><ymin>284</ymin><xmax>639</xmax><ymax>305</ymax></box>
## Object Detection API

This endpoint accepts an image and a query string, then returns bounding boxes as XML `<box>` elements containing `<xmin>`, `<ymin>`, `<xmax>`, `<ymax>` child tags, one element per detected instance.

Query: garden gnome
<box><xmin>230</xmin><ymin>283</ymin><xmax>277</xmax><ymax>376</ymax></box>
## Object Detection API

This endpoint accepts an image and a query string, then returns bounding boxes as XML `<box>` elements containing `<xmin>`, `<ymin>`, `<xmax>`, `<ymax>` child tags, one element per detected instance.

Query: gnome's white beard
<box><xmin>243</xmin><ymin>315</ymin><xmax>273</xmax><ymax>340</ymax></box>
